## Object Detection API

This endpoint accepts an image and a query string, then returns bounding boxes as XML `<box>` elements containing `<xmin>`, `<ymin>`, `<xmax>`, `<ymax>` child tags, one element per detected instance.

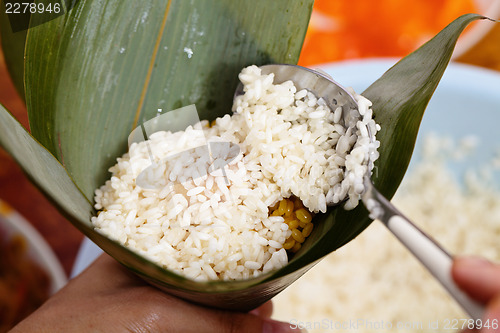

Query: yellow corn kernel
<box><xmin>284</xmin><ymin>200</ymin><xmax>294</xmax><ymax>215</ymax></box>
<box><xmin>268</xmin><ymin>196</ymin><xmax>315</xmax><ymax>253</ymax></box>
<box><xmin>291</xmin><ymin>242</ymin><xmax>302</xmax><ymax>253</ymax></box>
<box><xmin>302</xmin><ymin>223</ymin><xmax>314</xmax><ymax>237</ymax></box>
<box><xmin>291</xmin><ymin>228</ymin><xmax>305</xmax><ymax>243</ymax></box>
<box><xmin>276</xmin><ymin>199</ymin><xmax>288</xmax><ymax>216</ymax></box>
<box><xmin>283</xmin><ymin>238</ymin><xmax>296</xmax><ymax>250</ymax></box>
<box><xmin>271</xmin><ymin>209</ymin><xmax>281</xmax><ymax>216</ymax></box>
<box><xmin>287</xmin><ymin>219</ymin><xmax>299</xmax><ymax>230</ymax></box>
<box><xmin>296</xmin><ymin>208</ymin><xmax>312</xmax><ymax>223</ymax></box>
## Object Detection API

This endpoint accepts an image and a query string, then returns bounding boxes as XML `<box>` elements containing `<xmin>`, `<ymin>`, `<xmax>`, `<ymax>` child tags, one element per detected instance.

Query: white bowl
<box><xmin>0</xmin><ymin>199</ymin><xmax>67</xmax><ymax>294</ymax></box>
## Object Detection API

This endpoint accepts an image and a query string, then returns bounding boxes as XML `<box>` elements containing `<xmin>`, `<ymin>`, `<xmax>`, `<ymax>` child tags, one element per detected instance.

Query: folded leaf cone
<box><xmin>0</xmin><ymin>5</ymin><xmax>489</xmax><ymax>310</ymax></box>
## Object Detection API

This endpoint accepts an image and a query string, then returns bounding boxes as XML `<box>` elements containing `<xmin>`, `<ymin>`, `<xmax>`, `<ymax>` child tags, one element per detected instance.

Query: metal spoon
<box><xmin>245</xmin><ymin>64</ymin><xmax>484</xmax><ymax>320</ymax></box>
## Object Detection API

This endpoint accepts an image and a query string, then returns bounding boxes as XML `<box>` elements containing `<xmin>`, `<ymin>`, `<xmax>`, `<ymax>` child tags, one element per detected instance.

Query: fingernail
<box><xmin>262</xmin><ymin>319</ymin><xmax>308</xmax><ymax>333</ymax></box>
<box><xmin>250</xmin><ymin>308</ymin><xmax>262</xmax><ymax>316</ymax></box>
<box><xmin>456</xmin><ymin>257</ymin><xmax>492</xmax><ymax>270</ymax></box>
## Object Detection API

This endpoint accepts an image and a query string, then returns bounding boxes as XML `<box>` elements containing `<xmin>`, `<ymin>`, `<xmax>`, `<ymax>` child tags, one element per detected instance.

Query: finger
<box><xmin>482</xmin><ymin>295</ymin><xmax>500</xmax><ymax>333</ymax></box>
<box><xmin>452</xmin><ymin>257</ymin><xmax>500</xmax><ymax>304</ymax></box>
<box><xmin>250</xmin><ymin>300</ymin><xmax>274</xmax><ymax>318</ymax></box>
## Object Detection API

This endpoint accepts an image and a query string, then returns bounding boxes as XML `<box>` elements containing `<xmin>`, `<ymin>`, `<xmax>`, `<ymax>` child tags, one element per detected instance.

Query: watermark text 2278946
<box><xmin>2</xmin><ymin>1</ymin><xmax>79</xmax><ymax>33</ymax></box>
<box><xmin>5</xmin><ymin>2</ymin><xmax>60</xmax><ymax>14</ymax></box>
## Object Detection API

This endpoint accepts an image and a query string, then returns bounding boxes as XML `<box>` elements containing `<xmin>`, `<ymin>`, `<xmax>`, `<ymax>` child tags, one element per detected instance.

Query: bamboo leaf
<box><xmin>0</xmin><ymin>104</ymin><xmax>93</xmax><ymax>229</ymax></box>
<box><xmin>24</xmin><ymin>0</ymin><xmax>313</xmax><ymax>201</ymax></box>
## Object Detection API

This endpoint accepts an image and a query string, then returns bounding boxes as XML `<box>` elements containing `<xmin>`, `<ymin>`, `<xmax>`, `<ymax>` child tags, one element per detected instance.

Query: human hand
<box><xmin>452</xmin><ymin>257</ymin><xmax>500</xmax><ymax>333</ymax></box>
<box><xmin>11</xmin><ymin>254</ymin><xmax>303</xmax><ymax>333</ymax></box>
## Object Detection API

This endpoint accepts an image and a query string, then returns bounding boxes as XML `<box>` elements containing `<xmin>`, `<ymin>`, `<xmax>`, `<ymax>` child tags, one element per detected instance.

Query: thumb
<box><xmin>452</xmin><ymin>256</ymin><xmax>500</xmax><ymax>304</ymax></box>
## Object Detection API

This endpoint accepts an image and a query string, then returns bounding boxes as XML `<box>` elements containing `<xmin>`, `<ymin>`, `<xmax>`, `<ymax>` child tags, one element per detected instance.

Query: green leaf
<box><xmin>0</xmin><ymin>104</ymin><xmax>93</xmax><ymax>230</ymax></box>
<box><xmin>1</xmin><ymin>2</ymin><xmax>489</xmax><ymax>311</ymax></box>
<box><xmin>24</xmin><ymin>0</ymin><xmax>313</xmax><ymax>201</ymax></box>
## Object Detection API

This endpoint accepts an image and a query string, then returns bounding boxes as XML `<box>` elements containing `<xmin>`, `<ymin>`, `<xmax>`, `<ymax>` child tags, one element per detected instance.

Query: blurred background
<box><xmin>298</xmin><ymin>0</ymin><xmax>500</xmax><ymax>68</ymax></box>
<box><xmin>1</xmin><ymin>0</ymin><xmax>500</xmax><ymax>331</ymax></box>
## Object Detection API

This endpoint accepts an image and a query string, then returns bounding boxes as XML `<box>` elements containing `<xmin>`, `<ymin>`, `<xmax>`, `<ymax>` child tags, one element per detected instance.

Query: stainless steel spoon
<box><xmin>246</xmin><ymin>63</ymin><xmax>484</xmax><ymax>320</ymax></box>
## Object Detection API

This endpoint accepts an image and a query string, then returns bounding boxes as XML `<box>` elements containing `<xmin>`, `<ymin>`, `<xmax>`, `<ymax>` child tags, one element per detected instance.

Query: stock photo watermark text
<box><xmin>289</xmin><ymin>318</ymin><xmax>498</xmax><ymax>331</ymax></box>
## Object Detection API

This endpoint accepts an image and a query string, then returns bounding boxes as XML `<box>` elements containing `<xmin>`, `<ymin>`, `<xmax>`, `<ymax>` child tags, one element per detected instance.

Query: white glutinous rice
<box><xmin>91</xmin><ymin>65</ymin><xmax>380</xmax><ymax>281</ymax></box>
<box><xmin>272</xmin><ymin>134</ymin><xmax>500</xmax><ymax>332</ymax></box>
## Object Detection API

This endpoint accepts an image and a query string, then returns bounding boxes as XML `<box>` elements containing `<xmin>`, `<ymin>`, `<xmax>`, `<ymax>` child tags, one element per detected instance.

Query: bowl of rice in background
<box><xmin>270</xmin><ymin>59</ymin><xmax>500</xmax><ymax>332</ymax></box>
<box><xmin>72</xmin><ymin>58</ymin><xmax>500</xmax><ymax>331</ymax></box>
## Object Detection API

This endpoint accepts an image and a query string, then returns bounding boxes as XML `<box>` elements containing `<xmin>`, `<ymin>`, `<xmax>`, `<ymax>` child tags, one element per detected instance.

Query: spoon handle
<box><xmin>362</xmin><ymin>181</ymin><xmax>485</xmax><ymax>320</ymax></box>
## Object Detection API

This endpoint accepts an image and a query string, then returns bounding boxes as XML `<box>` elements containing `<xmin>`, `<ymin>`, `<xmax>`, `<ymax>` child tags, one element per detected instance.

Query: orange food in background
<box><xmin>0</xmin><ymin>234</ymin><xmax>50</xmax><ymax>332</ymax></box>
<box><xmin>298</xmin><ymin>0</ymin><xmax>477</xmax><ymax>66</ymax></box>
